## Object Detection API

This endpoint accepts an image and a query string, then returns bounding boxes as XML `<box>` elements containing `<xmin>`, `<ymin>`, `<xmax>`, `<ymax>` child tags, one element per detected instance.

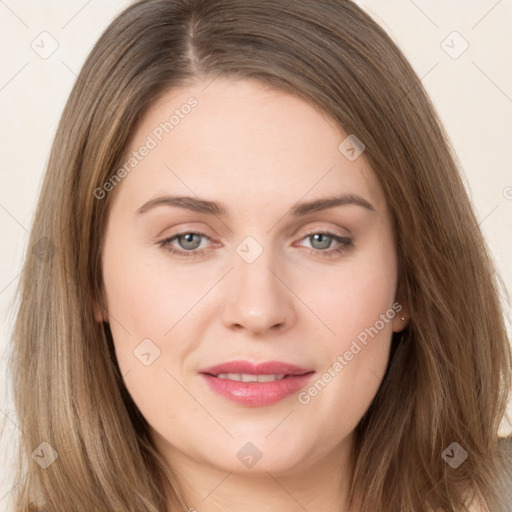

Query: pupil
<box><xmin>312</xmin><ymin>233</ymin><xmax>331</xmax><ymax>249</ymax></box>
<box><xmin>181</xmin><ymin>233</ymin><xmax>199</xmax><ymax>249</ymax></box>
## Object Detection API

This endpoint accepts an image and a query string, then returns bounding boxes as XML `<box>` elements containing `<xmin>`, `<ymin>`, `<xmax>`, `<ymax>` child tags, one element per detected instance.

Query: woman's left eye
<box><xmin>158</xmin><ymin>231</ymin><xmax>353</xmax><ymax>259</ymax></box>
<box><xmin>299</xmin><ymin>231</ymin><xmax>353</xmax><ymax>256</ymax></box>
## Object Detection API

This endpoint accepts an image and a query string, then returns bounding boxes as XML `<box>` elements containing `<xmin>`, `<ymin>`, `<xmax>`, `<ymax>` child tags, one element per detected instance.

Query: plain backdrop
<box><xmin>1</xmin><ymin>0</ymin><xmax>511</xmax><ymax>509</ymax></box>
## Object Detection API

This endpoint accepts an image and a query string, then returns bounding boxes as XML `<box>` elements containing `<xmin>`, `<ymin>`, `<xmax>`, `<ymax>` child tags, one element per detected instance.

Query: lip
<box><xmin>199</xmin><ymin>360</ymin><xmax>313</xmax><ymax>376</ymax></box>
<box><xmin>199</xmin><ymin>360</ymin><xmax>315</xmax><ymax>407</ymax></box>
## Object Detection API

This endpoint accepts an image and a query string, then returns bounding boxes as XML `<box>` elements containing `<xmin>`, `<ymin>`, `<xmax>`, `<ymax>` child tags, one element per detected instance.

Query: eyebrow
<box><xmin>136</xmin><ymin>193</ymin><xmax>376</xmax><ymax>217</ymax></box>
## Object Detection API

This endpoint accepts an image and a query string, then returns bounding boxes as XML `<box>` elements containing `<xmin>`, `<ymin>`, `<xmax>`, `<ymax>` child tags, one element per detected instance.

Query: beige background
<box><xmin>1</xmin><ymin>0</ymin><xmax>511</xmax><ymax>508</ymax></box>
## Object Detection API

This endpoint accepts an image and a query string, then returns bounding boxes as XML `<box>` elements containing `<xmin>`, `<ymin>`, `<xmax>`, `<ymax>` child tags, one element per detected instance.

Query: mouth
<box><xmin>198</xmin><ymin>360</ymin><xmax>315</xmax><ymax>407</ymax></box>
<box><xmin>211</xmin><ymin>373</ymin><xmax>291</xmax><ymax>382</ymax></box>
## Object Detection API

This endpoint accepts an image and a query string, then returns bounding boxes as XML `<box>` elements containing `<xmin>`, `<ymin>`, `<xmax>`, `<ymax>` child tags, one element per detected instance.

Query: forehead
<box><xmin>113</xmin><ymin>77</ymin><xmax>387</xmax><ymax>217</ymax></box>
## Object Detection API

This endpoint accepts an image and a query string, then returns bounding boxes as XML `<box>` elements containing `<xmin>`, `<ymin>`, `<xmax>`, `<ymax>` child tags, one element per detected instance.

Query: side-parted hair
<box><xmin>8</xmin><ymin>0</ymin><xmax>512</xmax><ymax>510</ymax></box>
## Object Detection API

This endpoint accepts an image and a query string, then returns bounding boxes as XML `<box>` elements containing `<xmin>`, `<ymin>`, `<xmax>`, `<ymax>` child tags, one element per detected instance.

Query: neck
<box><xmin>156</xmin><ymin>431</ymin><xmax>358</xmax><ymax>512</ymax></box>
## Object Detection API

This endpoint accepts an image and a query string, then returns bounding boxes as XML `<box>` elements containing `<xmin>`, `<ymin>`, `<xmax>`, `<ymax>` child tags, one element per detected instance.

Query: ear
<box><xmin>92</xmin><ymin>297</ymin><xmax>109</xmax><ymax>324</ymax></box>
<box><xmin>392</xmin><ymin>273</ymin><xmax>410</xmax><ymax>333</ymax></box>
<box><xmin>392</xmin><ymin>302</ymin><xmax>409</xmax><ymax>333</ymax></box>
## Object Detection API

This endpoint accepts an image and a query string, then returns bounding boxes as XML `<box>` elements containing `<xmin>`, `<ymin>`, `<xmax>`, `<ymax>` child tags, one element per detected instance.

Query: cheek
<box><xmin>101</xmin><ymin>249</ymin><xmax>205</xmax><ymax>428</ymax></box>
<box><xmin>303</xmin><ymin>231</ymin><xmax>398</xmax><ymax>350</ymax></box>
<box><xmin>296</xmin><ymin>237</ymin><xmax>398</xmax><ymax>431</ymax></box>
<box><xmin>102</xmin><ymin>245</ymin><xmax>208</xmax><ymax>341</ymax></box>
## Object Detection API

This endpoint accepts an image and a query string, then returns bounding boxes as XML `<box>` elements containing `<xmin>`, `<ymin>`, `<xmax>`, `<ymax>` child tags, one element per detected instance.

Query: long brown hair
<box><xmin>7</xmin><ymin>0</ymin><xmax>512</xmax><ymax>510</ymax></box>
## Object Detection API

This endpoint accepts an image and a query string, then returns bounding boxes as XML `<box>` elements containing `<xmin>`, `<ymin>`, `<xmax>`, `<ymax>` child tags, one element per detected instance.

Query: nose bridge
<box><xmin>235</xmin><ymin>237</ymin><xmax>276</xmax><ymax>291</ymax></box>
<box><xmin>222</xmin><ymin>234</ymin><xmax>294</xmax><ymax>333</ymax></box>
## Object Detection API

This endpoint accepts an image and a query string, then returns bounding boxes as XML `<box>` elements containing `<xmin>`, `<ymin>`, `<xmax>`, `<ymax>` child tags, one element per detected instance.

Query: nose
<box><xmin>221</xmin><ymin>245</ymin><xmax>297</xmax><ymax>336</ymax></box>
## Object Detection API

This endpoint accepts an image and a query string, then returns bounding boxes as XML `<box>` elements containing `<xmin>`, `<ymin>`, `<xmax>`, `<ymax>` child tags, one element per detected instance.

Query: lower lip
<box><xmin>200</xmin><ymin>373</ymin><xmax>315</xmax><ymax>407</ymax></box>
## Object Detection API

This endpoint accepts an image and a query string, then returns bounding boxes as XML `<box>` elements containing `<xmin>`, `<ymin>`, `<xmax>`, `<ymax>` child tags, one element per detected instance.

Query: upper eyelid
<box><xmin>161</xmin><ymin>219</ymin><xmax>351</xmax><ymax>238</ymax></box>
<box><xmin>162</xmin><ymin>228</ymin><xmax>349</xmax><ymax>246</ymax></box>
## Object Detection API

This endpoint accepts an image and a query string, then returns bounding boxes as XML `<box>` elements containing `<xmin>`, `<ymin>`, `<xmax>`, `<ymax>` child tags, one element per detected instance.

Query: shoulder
<box><xmin>466</xmin><ymin>503</ymin><xmax>489</xmax><ymax>512</ymax></box>
<box><xmin>466</xmin><ymin>504</ymin><xmax>489</xmax><ymax>512</ymax></box>
<box><xmin>464</xmin><ymin>486</ymin><xmax>490</xmax><ymax>512</ymax></box>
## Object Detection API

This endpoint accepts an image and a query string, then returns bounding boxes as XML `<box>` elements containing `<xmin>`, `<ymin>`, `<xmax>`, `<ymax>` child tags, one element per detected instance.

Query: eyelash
<box><xmin>158</xmin><ymin>230</ymin><xmax>353</xmax><ymax>259</ymax></box>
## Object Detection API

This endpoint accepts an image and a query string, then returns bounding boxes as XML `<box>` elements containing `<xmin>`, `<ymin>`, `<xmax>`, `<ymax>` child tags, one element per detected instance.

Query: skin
<box><xmin>96</xmin><ymin>77</ymin><xmax>409</xmax><ymax>512</ymax></box>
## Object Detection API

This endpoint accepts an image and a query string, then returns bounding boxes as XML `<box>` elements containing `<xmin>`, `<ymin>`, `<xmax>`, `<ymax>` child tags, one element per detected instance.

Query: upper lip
<box><xmin>199</xmin><ymin>360</ymin><xmax>314</xmax><ymax>376</ymax></box>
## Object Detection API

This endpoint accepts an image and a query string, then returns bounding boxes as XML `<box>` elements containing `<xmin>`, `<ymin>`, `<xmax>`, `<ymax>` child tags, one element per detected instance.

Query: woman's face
<box><xmin>98</xmin><ymin>77</ymin><xmax>406</xmax><ymax>479</ymax></box>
